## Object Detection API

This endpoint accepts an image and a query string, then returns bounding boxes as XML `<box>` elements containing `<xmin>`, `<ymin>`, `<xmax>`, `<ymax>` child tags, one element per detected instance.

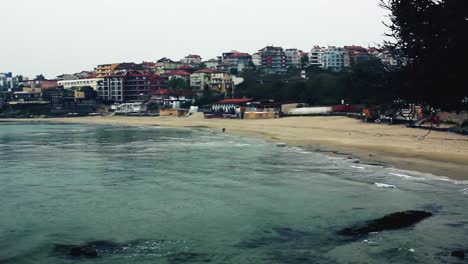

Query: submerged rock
<box><xmin>53</xmin><ymin>243</ymin><xmax>99</xmax><ymax>258</ymax></box>
<box><xmin>451</xmin><ymin>250</ymin><xmax>465</xmax><ymax>259</ymax></box>
<box><xmin>337</xmin><ymin>210</ymin><xmax>433</xmax><ymax>236</ymax></box>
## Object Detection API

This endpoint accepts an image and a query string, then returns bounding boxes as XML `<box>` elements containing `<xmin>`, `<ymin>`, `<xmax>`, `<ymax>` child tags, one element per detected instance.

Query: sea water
<box><xmin>0</xmin><ymin>122</ymin><xmax>467</xmax><ymax>264</ymax></box>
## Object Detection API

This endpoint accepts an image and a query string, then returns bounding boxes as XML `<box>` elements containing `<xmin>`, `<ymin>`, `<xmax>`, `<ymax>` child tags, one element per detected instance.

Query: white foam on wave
<box><xmin>389</xmin><ymin>173</ymin><xmax>420</xmax><ymax>180</ymax></box>
<box><xmin>351</xmin><ymin>166</ymin><xmax>365</xmax><ymax>169</ymax></box>
<box><xmin>31</xmin><ymin>132</ymin><xmax>52</xmax><ymax>136</ymax></box>
<box><xmin>234</xmin><ymin>143</ymin><xmax>250</xmax><ymax>147</ymax></box>
<box><xmin>374</xmin><ymin>182</ymin><xmax>397</xmax><ymax>189</ymax></box>
<box><xmin>460</xmin><ymin>188</ymin><xmax>468</xmax><ymax>195</ymax></box>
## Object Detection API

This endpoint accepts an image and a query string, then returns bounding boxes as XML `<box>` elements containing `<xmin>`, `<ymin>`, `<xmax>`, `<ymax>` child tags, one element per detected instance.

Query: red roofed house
<box><xmin>344</xmin><ymin>45</ymin><xmax>372</xmax><ymax>64</ymax></box>
<box><xmin>167</xmin><ymin>70</ymin><xmax>192</xmax><ymax>83</ymax></box>
<box><xmin>221</xmin><ymin>51</ymin><xmax>252</xmax><ymax>73</ymax></box>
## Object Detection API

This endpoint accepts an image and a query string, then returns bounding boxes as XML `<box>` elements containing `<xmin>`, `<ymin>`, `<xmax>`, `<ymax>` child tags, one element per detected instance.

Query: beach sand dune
<box><xmin>4</xmin><ymin>116</ymin><xmax>468</xmax><ymax>180</ymax></box>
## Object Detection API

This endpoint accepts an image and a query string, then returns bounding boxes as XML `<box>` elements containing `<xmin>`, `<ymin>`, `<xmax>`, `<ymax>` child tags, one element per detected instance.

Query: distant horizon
<box><xmin>1</xmin><ymin>0</ymin><xmax>389</xmax><ymax>78</ymax></box>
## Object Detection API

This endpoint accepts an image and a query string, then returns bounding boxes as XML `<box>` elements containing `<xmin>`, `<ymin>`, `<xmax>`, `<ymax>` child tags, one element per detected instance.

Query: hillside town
<box><xmin>0</xmin><ymin>45</ymin><xmax>393</xmax><ymax>116</ymax></box>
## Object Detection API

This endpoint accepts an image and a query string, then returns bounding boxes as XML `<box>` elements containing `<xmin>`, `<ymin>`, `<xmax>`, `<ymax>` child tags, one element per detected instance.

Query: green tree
<box><xmin>79</xmin><ymin>86</ymin><xmax>98</xmax><ymax>100</ymax></box>
<box><xmin>381</xmin><ymin>0</ymin><xmax>468</xmax><ymax>110</ymax></box>
<box><xmin>168</xmin><ymin>78</ymin><xmax>189</xmax><ymax>90</ymax></box>
<box><xmin>301</xmin><ymin>55</ymin><xmax>309</xmax><ymax>68</ymax></box>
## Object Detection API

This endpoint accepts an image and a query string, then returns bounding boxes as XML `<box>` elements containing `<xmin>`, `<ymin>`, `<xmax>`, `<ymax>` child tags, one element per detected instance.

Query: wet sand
<box><xmin>3</xmin><ymin>115</ymin><xmax>468</xmax><ymax>181</ymax></box>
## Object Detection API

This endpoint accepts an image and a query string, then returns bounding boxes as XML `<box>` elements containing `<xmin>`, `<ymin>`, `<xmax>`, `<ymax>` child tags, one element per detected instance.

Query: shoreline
<box><xmin>2</xmin><ymin>115</ymin><xmax>468</xmax><ymax>181</ymax></box>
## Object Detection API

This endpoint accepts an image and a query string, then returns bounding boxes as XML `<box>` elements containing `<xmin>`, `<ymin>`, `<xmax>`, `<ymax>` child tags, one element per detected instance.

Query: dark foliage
<box><xmin>236</xmin><ymin>60</ymin><xmax>390</xmax><ymax>105</ymax></box>
<box><xmin>381</xmin><ymin>0</ymin><xmax>468</xmax><ymax>110</ymax></box>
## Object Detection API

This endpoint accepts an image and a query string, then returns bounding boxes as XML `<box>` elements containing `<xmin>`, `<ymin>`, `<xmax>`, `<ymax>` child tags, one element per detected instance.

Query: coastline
<box><xmin>2</xmin><ymin>115</ymin><xmax>468</xmax><ymax>181</ymax></box>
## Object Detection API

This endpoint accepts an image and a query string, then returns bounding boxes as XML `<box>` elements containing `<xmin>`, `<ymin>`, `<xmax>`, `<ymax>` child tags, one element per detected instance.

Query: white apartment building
<box><xmin>251</xmin><ymin>53</ymin><xmax>262</xmax><ymax>68</ymax></box>
<box><xmin>58</xmin><ymin>78</ymin><xmax>103</xmax><ymax>91</ymax></box>
<box><xmin>308</xmin><ymin>46</ymin><xmax>350</xmax><ymax>72</ymax></box>
<box><xmin>285</xmin><ymin>49</ymin><xmax>301</xmax><ymax>68</ymax></box>
<box><xmin>0</xmin><ymin>72</ymin><xmax>17</xmax><ymax>91</ymax></box>
<box><xmin>308</xmin><ymin>46</ymin><xmax>324</xmax><ymax>67</ymax></box>
<box><xmin>96</xmin><ymin>77</ymin><xmax>124</xmax><ymax>102</ymax></box>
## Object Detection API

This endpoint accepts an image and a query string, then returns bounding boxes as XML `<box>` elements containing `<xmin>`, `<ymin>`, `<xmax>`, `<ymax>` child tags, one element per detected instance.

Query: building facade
<box><xmin>181</xmin><ymin>54</ymin><xmax>202</xmax><ymax>65</ymax></box>
<box><xmin>95</xmin><ymin>63</ymin><xmax>120</xmax><ymax>77</ymax></box>
<box><xmin>204</xmin><ymin>59</ymin><xmax>220</xmax><ymax>69</ymax></box>
<box><xmin>96</xmin><ymin>76</ymin><xmax>124</xmax><ymax>102</ymax></box>
<box><xmin>220</xmin><ymin>51</ymin><xmax>252</xmax><ymax>73</ymax></box>
<box><xmin>284</xmin><ymin>49</ymin><xmax>301</xmax><ymax>68</ymax></box>
<box><xmin>251</xmin><ymin>53</ymin><xmax>262</xmax><ymax>68</ymax></box>
<box><xmin>323</xmin><ymin>46</ymin><xmax>350</xmax><ymax>72</ymax></box>
<box><xmin>190</xmin><ymin>69</ymin><xmax>233</xmax><ymax>97</ymax></box>
<box><xmin>0</xmin><ymin>72</ymin><xmax>17</xmax><ymax>91</ymax></box>
<box><xmin>258</xmin><ymin>46</ymin><xmax>287</xmax><ymax>74</ymax></box>
<box><xmin>122</xmin><ymin>71</ymin><xmax>153</xmax><ymax>102</ymax></box>
<box><xmin>58</xmin><ymin>78</ymin><xmax>103</xmax><ymax>91</ymax></box>
<box><xmin>155</xmin><ymin>58</ymin><xmax>182</xmax><ymax>74</ymax></box>
<box><xmin>308</xmin><ymin>46</ymin><xmax>324</xmax><ymax>67</ymax></box>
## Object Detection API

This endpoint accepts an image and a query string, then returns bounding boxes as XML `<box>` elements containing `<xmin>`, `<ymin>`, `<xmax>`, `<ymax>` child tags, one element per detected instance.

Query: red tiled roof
<box><xmin>227</xmin><ymin>52</ymin><xmax>251</xmax><ymax>58</ymax></box>
<box><xmin>179</xmin><ymin>65</ymin><xmax>195</xmax><ymax>69</ymax></box>
<box><xmin>216</xmin><ymin>98</ymin><xmax>253</xmax><ymax>104</ymax></box>
<box><xmin>194</xmin><ymin>69</ymin><xmax>222</xmax><ymax>74</ymax></box>
<box><xmin>168</xmin><ymin>70</ymin><xmax>191</xmax><ymax>76</ymax></box>
<box><xmin>186</xmin><ymin>54</ymin><xmax>201</xmax><ymax>58</ymax></box>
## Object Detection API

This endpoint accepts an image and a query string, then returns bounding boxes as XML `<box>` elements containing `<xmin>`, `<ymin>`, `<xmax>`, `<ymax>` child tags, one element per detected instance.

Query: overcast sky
<box><xmin>0</xmin><ymin>0</ymin><xmax>389</xmax><ymax>78</ymax></box>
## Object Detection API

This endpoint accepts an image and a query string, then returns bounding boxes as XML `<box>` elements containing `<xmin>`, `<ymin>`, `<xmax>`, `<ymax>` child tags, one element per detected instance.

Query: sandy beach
<box><xmin>3</xmin><ymin>115</ymin><xmax>468</xmax><ymax>181</ymax></box>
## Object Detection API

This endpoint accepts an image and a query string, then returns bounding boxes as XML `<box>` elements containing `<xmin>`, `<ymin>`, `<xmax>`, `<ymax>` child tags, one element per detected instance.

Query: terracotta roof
<box><xmin>168</xmin><ymin>70</ymin><xmax>191</xmax><ymax>76</ymax></box>
<box><xmin>226</xmin><ymin>52</ymin><xmax>251</xmax><ymax>58</ymax></box>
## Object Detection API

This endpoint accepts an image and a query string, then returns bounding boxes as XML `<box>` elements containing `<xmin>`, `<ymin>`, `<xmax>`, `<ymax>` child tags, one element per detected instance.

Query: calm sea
<box><xmin>0</xmin><ymin>122</ymin><xmax>467</xmax><ymax>263</ymax></box>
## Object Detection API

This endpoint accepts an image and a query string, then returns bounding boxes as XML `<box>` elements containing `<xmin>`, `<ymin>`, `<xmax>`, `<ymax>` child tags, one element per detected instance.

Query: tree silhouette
<box><xmin>381</xmin><ymin>0</ymin><xmax>468</xmax><ymax>110</ymax></box>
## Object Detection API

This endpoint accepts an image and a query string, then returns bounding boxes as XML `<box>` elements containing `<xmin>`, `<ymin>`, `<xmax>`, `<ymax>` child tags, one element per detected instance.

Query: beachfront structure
<box><xmin>96</xmin><ymin>76</ymin><xmax>124</xmax><ymax>102</ymax></box>
<box><xmin>207</xmin><ymin>98</ymin><xmax>253</xmax><ymax>118</ymax></box>
<box><xmin>220</xmin><ymin>51</ymin><xmax>252</xmax><ymax>73</ymax></box>
<box><xmin>58</xmin><ymin>78</ymin><xmax>103</xmax><ymax>91</ymax></box>
<box><xmin>258</xmin><ymin>46</ymin><xmax>287</xmax><ymax>74</ymax></box>
<box><xmin>95</xmin><ymin>63</ymin><xmax>120</xmax><ymax>77</ymax></box>
<box><xmin>284</xmin><ymin>49</ymin><xmax>301</xmax><ymax>68</ymax></box>
<box><xmin>190</xmin><ymin>69</ymin><xmax>234</xmax><ymax>97</ymax></box>
<box><xmin>114</xmin><ymin>103</ymin><xmax>147</xmax><ymax>114</ymax></box>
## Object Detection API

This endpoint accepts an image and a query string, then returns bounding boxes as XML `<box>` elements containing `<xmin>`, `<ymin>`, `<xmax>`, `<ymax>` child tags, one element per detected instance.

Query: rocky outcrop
<box><xmin>451</xmin><ymin>250</ymin><xmax>466</xmax><ymax>259</ymax></box>
<box><xmin>337</xmin><ymin>210</ymin><xmax>433</xmax><ymax>236</ymax></box>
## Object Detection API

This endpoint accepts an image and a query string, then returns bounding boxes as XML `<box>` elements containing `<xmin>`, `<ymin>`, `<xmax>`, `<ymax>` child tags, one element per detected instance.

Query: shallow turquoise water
<box><xmin>0</xmin><ymin>122</ymin><xmax>467</xmax><ymax>263</ymax></box>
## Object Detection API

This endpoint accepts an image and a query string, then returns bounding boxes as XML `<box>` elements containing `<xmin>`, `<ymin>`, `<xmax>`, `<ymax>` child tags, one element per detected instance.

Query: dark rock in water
<box><xmin>53</xmin><ymin>240</ymin><xmax>121</xmax><ymax>258</ymax></box>
<box><xmin>337</xmin><ymin>210</ymin><xmax>433</xmax><ymax>236</ymax></box>
<box><xmin>451</xmin><ymin>250</ymin><xmax>465</xmax><ymax>259</ymax></box>
<box><xmin>69</xmin><ymin>247</ymin><xmax>83</xmax><ymax>257</ymax></box>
